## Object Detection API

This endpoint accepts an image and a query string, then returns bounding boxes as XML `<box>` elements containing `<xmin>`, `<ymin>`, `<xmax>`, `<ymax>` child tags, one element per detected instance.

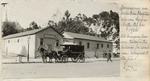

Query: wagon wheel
<box><xmin>78</xmin><ymin>54</ymin><xmax>85</xmax><ymax>63</ymax></box>
<box><xmin>71</xmin><ymin>57</ymin><xmax>78</xmax><ymax>63</ymax></box>
<box><xmin>61</xmin><ymin>55</ymin><xmax>68</xmax><ymax>63</ymax></box>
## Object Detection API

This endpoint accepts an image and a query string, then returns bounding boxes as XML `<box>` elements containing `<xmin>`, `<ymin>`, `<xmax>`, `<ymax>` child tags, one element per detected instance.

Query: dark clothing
<box><xmin>104</xmin><ymin>53</ymin><xmax>107</xmax><ymax>58</ymax></box>
<box><xmin>108</xmin><ymin>53</ymin><xmax>111</xmax><ymax>58</ymax></box>
<box><xmin>107</xmin><ymin>53</ymin><xmax>112</xmax><ymax>62</ymax></box>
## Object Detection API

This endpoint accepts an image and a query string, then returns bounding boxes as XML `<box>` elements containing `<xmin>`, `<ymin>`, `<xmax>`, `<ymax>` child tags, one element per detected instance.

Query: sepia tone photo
<box><xmin>1</xmin><ymin>1</ymin><xmax>120</xmax><ymax>79</ymax></box>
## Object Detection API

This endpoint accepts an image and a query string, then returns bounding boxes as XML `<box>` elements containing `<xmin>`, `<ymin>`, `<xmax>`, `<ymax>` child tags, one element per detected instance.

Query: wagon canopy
<box><xmin>60</xmin><ymin>44</ymin><xmax>84</xmax><ymax>52</ymax></box>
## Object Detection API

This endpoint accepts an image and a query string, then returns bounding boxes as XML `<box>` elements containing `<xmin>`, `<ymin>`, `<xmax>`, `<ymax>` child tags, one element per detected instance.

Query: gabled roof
<box><xmin>63</xmin><ymin>32</ymin><xmax>111</xmax><ymax>42</ymax></box>
<box><xmin>3</xmin><ymin>27</ymin><xmax>63</xmax><ymax>39</ymax></box>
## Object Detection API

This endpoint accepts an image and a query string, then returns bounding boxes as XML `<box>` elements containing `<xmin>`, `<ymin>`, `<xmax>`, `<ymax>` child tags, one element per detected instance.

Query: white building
<box><xmin>63</xmin><ymin>32</ymin><xmax>113</xmax><ymax>58</ymax></box>
<box><xmin>3</xmin><ymin>27</ymin><xmax>113</xmax><ymax>58</ymax></box>
<box><xmin>3</xmin><ymin>27</ymin><xmax>63</xmax><ymax>58</ymax></box>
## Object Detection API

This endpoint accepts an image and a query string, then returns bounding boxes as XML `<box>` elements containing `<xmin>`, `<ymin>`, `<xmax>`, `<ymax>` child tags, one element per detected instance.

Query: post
<box><xmin>94</xmin><ymin>47</ymin><xmax>98</xmax><ymax>58</ymax></box>
<box><xmin>27</xmin><ymin>35</ymin><xmax>30</xmax><ymax>62</ymax></box>
<box><xmin>1</xmin><ymin>3</ymin><xmax>8</xmax><ymax>21</ymax></box>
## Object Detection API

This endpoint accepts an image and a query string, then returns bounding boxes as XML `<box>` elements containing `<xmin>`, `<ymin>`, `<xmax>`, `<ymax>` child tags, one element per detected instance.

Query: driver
<box><xmin>63</xmin><ymin>46</ymin><xmax>71</xmax><ymax>54</ymax></box>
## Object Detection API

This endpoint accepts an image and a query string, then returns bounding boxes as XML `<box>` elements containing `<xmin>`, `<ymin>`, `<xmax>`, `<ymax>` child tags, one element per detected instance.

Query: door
<box><xmin>47</xmin><ymin>44</ymin><xmax>52</xmax><ymax>51</ymax></box>
<box><xmin>44</xmin><ymin>38</ymin><xmax>55</xmax><ymax>51</ymax></box>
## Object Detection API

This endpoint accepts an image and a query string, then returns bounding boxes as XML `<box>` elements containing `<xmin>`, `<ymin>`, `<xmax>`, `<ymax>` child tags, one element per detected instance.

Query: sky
<box><xmin>1</xmin><ymin>1</ymin><xmax>119</xmax><ymax>28</ymax></box>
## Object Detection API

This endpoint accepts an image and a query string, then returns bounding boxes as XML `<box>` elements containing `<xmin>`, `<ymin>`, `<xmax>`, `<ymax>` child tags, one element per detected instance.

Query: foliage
<box><xmin>60</xmin><ymin>10</ymin><xmax>119</xmax><ymax>50</ymax></box>
<box><xmin>2</xmin><ymin>21</ymin><xmax>23</xmax><ymax>37</ymax></box>
<box><xmin>24</xmin><ymin>21</ymin><xmax>41</xmax><ymax>31</ymax></box>
<box><xmin>98</xmin><ymin>10</ymin><xmax>119</xmax><ymax>49</ymax></box>
<box><xmin>50</xmin><ymin>10</ymin><xmax>119</xmax><ymax>50</ymax></box>
<box><xmin>64</xmin><ymin>10</ymin><xmax>70</xmax><ymax>20</ymax></box>
<box><xmin>52</xmin><ymin>10</ymin><xmax>89</xmax><ymax>34</ymax></box>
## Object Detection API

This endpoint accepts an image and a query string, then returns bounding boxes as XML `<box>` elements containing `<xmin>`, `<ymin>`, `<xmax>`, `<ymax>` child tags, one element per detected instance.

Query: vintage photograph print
<box><xmin>1</xmin><ymin>1</ymin><xmax>120</xmax><ymax>78</ymax></box>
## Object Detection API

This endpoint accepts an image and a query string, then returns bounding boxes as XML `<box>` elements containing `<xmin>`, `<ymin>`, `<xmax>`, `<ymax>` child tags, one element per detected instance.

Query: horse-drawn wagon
<box><xmin>38</xmin><ymin>44</ymin><xmax>85</xmax><ymax>63</ymax></box>
<box><xmin>58</xmin><ymin>44</ymin><xmax>85</xmax><ymax>63</ymax></box>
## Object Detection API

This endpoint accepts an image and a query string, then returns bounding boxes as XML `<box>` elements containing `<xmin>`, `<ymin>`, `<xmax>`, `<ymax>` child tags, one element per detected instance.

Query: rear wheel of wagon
<box><xmin>61</xmin><ymin>55</ymin><xmax>68</xmax><ymax>63</ymax></box>
<box><xmin>78</xmin><ymin>54</ymin><xmax>85</xmax><ymax>63</ymax></box>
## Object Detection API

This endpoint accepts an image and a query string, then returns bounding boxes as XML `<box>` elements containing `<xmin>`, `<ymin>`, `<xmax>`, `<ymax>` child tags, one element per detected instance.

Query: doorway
<box><xmin>47</xmin><ymin>44</ymin><xmax>52</xmax><ymax>51</ymax></box>
<box><xmin>44</xmin><ymin>38</ymin><xmax>55</xmax><ymax>51</ymax></box>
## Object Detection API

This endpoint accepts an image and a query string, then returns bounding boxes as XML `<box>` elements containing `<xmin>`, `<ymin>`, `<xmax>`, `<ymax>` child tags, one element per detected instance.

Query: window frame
<box><xmin>8</xmin><ymin>40</ymin><xmax>10</xmax><ymax>43</ymax></box>
<box><xmin>79</xmin><ymin>41</ymin><xmax>82</xmax><ymax>45</ymax></box>
<box><xmin>107</xmin><ymin>44</ymin><xmax>109</xmax><ymax>48</ymax></box>
<box><xmin>97</xmin><ymin>43</ymin><xmax>99</xmax><ymax>49</ymax></box>
<box><xmin>40</xmin><ymin>38</ymin><xmax>44</xmax><ymax>45</ymax></box>
<box><xmin>56</xmin><ymin>40</ymin><xmax>59</xmax><ymax>46</ymax></box>
<box><xmin>101</xmin><ymin>44</ymin><xmax>103</xmax><ymax>48</ymax></box>
<box><xmin>17</xmin><ymin>39</ymin><xmax>19</xmax><ymax>43</ymax></box>
<box><xmin>87</xmin><ymin>42</ymin><xmax>90</xmax><ymax>49</ymax></box>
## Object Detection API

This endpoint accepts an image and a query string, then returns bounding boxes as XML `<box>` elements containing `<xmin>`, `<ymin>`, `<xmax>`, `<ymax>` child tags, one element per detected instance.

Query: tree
<box><xmin>47</xmin><ymin>20</ymin><xmax>55</xmax><ymax>27</ymax></box>
<box><xmin>2</xmin><ymin>21</ymin><xmax>23</xmax><ymax>37</ymax></box>
<box><xmin>92</xmin><ymin>14</ymin><xmax>99</xmax><ymax>20</ymax></box>
<box><xmin>109</xmin><ymin>10</ymin><xmax>120</xmax><ymax>49</ymax></box>
<box><xmin>83</xmin><ymin>17</ymin><xmax>94</xmax><ymax>27</ymax></box>
<box><xmin>98</xmin><ymin>10</ymin><xmax>119</xmax><ymax>50</ymax></box>
<box><xmin>64</xmin><ymin>10</ymin><xmax>70</xmax><ymax>20</ymax></box>
<box><xmin>53</xmin><ymin>10</ymin><xmax>89</xmax><ymax>34</ymax></box>
<box><xmin>48</xmin><ymin>10</ymin><xmax>120</xmax><ymax>50</ymax></box>
<box><xmin>25</xmin><ymin>21</ymin><xmax>41</xmax><ymax>31</ymax></box>
<box><xmin>29</xmin><ymin>21</ymin><xmax>40</xmax><ymax>29</ymax></box>
<box><xmin>99</xmin><ymin>11</ymin><xmax>110</xmax><ymax>21</ymax></box>
<box><xmin>110</xmin><ymin>10</ymin><xmax>119</xmax><ymax>34</ymax></box>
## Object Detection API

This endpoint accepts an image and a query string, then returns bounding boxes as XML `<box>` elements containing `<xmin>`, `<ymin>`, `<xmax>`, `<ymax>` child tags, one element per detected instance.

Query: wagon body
<box><xmin>62</xmin><ymin>45</ymin><xmax>84</xmax><ymax>57</ymax></box>
<box><xmin>59</xmin><ymin>44</ymin><xmax>85</xmax><ymax>63</ymax></box>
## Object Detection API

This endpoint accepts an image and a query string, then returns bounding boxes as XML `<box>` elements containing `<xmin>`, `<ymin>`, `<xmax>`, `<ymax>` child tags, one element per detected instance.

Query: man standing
<box><xmin>103</xmin><ymin>51</ymin><xmax>107</xmax><ymax>58</ymax></box>
<box><xmin>107</xmin><ymin>50</ymin><xmax>112</xmax><ymax>62</ymax></box>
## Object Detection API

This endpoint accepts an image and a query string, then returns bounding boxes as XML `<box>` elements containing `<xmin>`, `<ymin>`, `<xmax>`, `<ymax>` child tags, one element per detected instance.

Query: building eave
<box><xmin>2</xmin><ymin>27</ymin><xmax>64</xmax><ymax>40</ymax></box>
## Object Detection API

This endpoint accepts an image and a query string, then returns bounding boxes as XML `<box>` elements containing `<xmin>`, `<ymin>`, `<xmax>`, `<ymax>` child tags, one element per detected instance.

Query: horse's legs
<box><xmin>43</xmin><ymin>55</ymin><xmax>47</xmax><ymax>63</ymax></box>
<box><xmin>45</xmin><ymin>56</ymin><xmax>48</xmax><ymax>63</ymax></box>
<box><xmin>42</xmin><ymin>55</ymin><xmax>45</xmax><ymax>63</ymax></box>
<box><xmin>53</xmin><ymin>51</ymin><xmax>59</xmax><ymax>63</ymax></box>
<box><xmin>54</xmin><ymin>57</ymin><xmax>58</xmax><ymax>63</ymax></box>
<box><xmin>48</xmin><ymin>55</ymin><xmax>52</xmax><ymax>63</ymax></box>
<box><xmin>45</xmin><ymin>55</ymin><xmax>47</xmax><ymax>63</ymax></box>
<box><xmin>49</xmin><ymin>56</ymin><xmax>52</xmax><ymax>63</ymax></box>
<box><xmin>54</xmin><ymin>55</ymin><xmax>58</xmax><ymax>63</ymax></box>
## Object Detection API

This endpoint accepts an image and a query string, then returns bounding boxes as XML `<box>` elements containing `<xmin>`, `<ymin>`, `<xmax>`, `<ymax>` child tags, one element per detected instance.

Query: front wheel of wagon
<box><xmin>78</xmin><ymin>54</ymin><xmax>85</xmax><ymax>63</ymax></box>
<box><xmin>61</xmin><ymin>55</ymin><xmax>68</xmax><ymax>63</ymax></box>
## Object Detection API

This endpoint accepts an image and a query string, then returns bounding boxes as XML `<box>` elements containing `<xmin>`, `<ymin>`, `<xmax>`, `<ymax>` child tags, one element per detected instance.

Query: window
<box><xmin>107</xmin><ymin>44</ymin><xmax>109</xmax><ymax>48</ymax></box>
<box><xmin>8</xmin><ymin>40</ymin><xmax>10</xmax><ymax>43</ymax></box>
<box><xmin>17</xmin><ymin>39</ymin><xmax>19</xmax><ymax>42</ymax></box>
<box><xmin>79</xmin><ymin>42</ymin><xmax>82</xmax><ymax>45</ymax></box>
<box><xmin>56</xmin><ymin>40</ymin><xmax>59</xmax><ymax>46</ymax></box>
<box><xmin>40</xmin><ymin>38</ymin><xmax>43</xmax><ymax>45</ymax></box>
<box><xmin>87</xmin><ymin>42</ymin><xmax>90</xmax><ymax>49</ymax></box>
<box><xmin>101</xmin><ymin>44</ymin><xmax>103</xmax><ymax>48</ymax></box>
<box><xmin>97</xmin><ymin>43</ymin><xmax>99</xmax><ymax>49</ymax></box>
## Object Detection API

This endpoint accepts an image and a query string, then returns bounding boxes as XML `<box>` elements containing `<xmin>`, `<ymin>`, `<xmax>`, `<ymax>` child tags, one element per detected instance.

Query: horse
<box><xmin>37</xmin><ymin>46</ymin><xmax>63</xmax><ymax>63</ymax></box>
<box><xmin>47</xmin><ymin>51</ymin><xmax>64</xmax><ymax>63</ymax></box>
<box><xmin>37</xmin><ymin>46</ymin><xmax>48</xmax><ymax>63</ymax></box>
<box><xmin>45</xmin><ymin>50</ymin><xmax>65</xmax><ymax>63</ymax></box>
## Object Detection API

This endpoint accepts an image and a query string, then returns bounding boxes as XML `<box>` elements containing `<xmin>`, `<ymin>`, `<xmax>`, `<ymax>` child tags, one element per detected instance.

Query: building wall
<box><xmin>28</xmin><ymin>35</ymin><xmax>36</xmax><ymax>58</ymax></box>
<box><xmin>35</xmin><ymin>27</ymin><xmax>63</xmax><ymax>58</ymax></box>
<box><xmin>4</xmin><ymin>35</ymin><xmax>36</xmax><ymax>58</ymax></box>
<box><xmin>73</xmin><ymin>39</ymin><xmax>112</xmax><ymax>58</ymax></box>
<box><xmin>63</xmin><ymin>38</ymin><xmax>74</xmax><ymax>43</ymax></box>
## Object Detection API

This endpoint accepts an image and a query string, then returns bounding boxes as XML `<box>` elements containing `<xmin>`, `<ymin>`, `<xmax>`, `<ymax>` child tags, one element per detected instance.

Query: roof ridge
<box><xmin>63</xmin><ymin>32</ymin><xmax>111</xmax><ymax>42</ymax></box>
<box><xmin>64</xmin><ymin>31</ymin><xmax>103</xmax><ymax>38</ymax></box>
<box><xmin>3</xmin><ymin>27</ymin><xmax>48</xmax><ymax>39</ymax></box>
